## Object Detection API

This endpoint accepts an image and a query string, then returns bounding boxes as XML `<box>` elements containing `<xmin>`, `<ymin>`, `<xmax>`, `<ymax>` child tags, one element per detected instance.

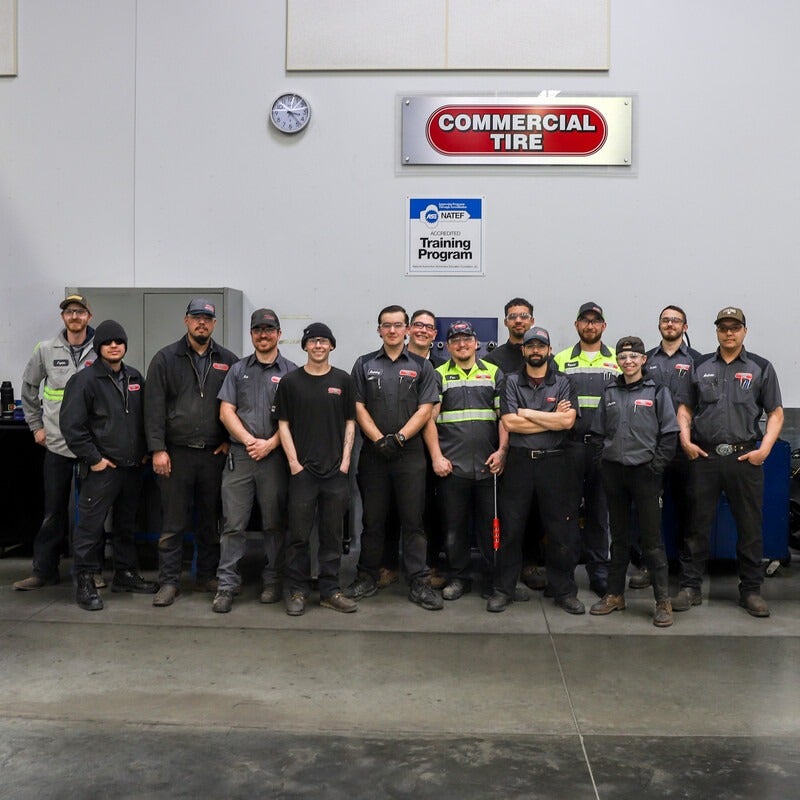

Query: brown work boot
<box><xmin>152</xmin><ymin>584</ymin><xmax>180</xmax><ymax>607</ymax></box>
<box><xmin>590</xmin><ymin>593</ymin><xmax>626</xmax><ymax>615</ymax></box>
<box><xmin>376</xmin><ymin>567</ymin><xmax>399</xmax><ymax>589</ymax></box>
<box><xmin>13</xmin><ymin>574</ymin><xmax>60</xmax><ymax>591</ymax></box>
<box><xmin>429</xmin><ymin>568</ymin><xmax>447</xmax><ymax>590</ymax></box>
<box><xmin>671</xmin><ymin>587</ymin><xmax>702</xmax><ymax>612</ymax></box>
<box><xmin>739</xmin><ymin>593</ymin><xmax>770</xmax><ymax>618</ymax></box>
<box><xmin>320</xmin><ymin>591</ymin><xmax>358</xmax><ymax>613</ymax></box>
<box><xmin>653</xmin><ymin>599</ymin><xmax>673</xmax><ymax>628</ymax></box>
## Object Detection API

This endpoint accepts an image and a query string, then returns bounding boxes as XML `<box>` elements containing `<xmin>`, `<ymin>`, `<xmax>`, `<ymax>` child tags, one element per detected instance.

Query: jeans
<box><xmin>285</xmin><ymin>470</ymin><xmax>350</xmax><ymax>598</ymax></box>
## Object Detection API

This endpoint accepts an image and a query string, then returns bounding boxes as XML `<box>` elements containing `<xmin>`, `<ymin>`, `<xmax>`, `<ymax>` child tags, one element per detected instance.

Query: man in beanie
<box><xmin>672</xmin><ymin>307</ymin><xmax>784</xmax><ymax>618</ymax></box>
<box><xmin>589</xmin><ymin>336</ymin><xmax>679</xmax><ymax>628</ymax></box>
<box><xmin>15</xmin><ymin>294</ymin><xmax>99</xmax><ymax>590</ymax></box>
<box><xmin>272</xmin><ymin>323</ymin><xmax>357</xmax><ymax>616</ymax></box>
<box><xmin>60</xmin><ymin>320</ymin><xmax>157</xmax><ymax>610</ymax></box>
<box><xmin>145</xmin><ymin>298</ymin><xmax>238</xmax><ymax>606</ymax></box>
<box><xmin>211</xmin><ymin>309</ymin><xmax>297</xmax><ymax>613</ymax></box>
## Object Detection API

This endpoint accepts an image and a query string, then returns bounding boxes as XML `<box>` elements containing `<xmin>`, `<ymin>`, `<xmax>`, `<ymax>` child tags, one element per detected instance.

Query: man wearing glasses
<box><xmin>671</xmin><ymin>307</ymin><xmax>783</xmax><ymax>618</ymax></box>
<box><xmin>485</xmin><ymin>297</ymin><xmax>535</xmax><ymax>375</ymax></box>
<box><xmin>554</xmin><ymin>302</ymin><xmax>621</xmax><ymax>598</ymax></box>
<box><xmin>211</xmin><ymin>309</ymin><xmax>297</xmax><ymax>613</ymax></box>
<box><xmin>407</xmin><ymin>309</ymin><xmax>446</xmax><ymax>367</ymax></box>
<box><xmin>346</xmin><ymin>305</ymin><xmax>443</xmax><ymax>610</ymax></box>
<box><xmin>636</xmin><ymin>306</ymin><xmax>703</xmax><ymax>590</ymax></box>
<box><xmin>15</xmin><ymin>294</ymin><xmax>98</xmax><ymax>591</ymax></box>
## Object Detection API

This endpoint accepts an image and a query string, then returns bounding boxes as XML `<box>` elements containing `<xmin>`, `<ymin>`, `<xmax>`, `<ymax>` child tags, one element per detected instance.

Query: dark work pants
<box><xmin>156</xmin><ymin>445</ymin><xmax>225</xmax><ymax>584</ymax></box>
<box><xmin>72</xmin><ymin>466</ymin><xmax>141</xmax><ymax>575</ymax></box>
<box><xmin>664</xmin><ymin>450</ymin><xmax>692</xmax><ymax>567</ymax></box>
<box><xmin>437</xmin><ymin>473</ymin><xmax>495</xmax><ymax>584</ymax></box>
<box><xmin>681</xmin><ymin>452</ymin><xmax>764</xmax><ymax>596</ymax></box>
<box><xmin>285</xmin><ymin>470</ymin><xmax>350</xmax><ymax>598</ymax></box>
<box><xmin>31</xmin><ymin>451</ymin><xmax>75</xmax><ymax>578</ymax></box>
<box><xmin>568</xmin><ymin>441</ymin><xmax>610</xmax><ymax>582</ymax></box>
<box><xmin>496</xmin><ymin>449</ymin><xmax>581</xmax><ymax>599</ymax></box>
<box><xmin>356</xmin><ymin>446</ymin><xmax>429</xmax><ymax>584</ymax></box>
<box><xmin>600</xmin><ymin>461</ymin><xmax>669</xmax><ymax>601</ymax></box>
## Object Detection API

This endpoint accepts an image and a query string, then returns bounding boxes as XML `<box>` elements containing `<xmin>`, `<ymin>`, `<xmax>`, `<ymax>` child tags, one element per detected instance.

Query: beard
<box><xmin>525</xmin><ymin>353</ymin><xmax>548</xmax><ymax>368</ymax></box>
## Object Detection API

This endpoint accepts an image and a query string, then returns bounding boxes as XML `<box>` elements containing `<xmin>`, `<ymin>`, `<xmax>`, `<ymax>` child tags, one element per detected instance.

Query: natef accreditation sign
<box><xmin>407</xmin><ymin>198</ymin><xmax>483</xmax><ymax>276</ymax></box>
<box><xmin>401</xmin><ymin>96</ymin><xmax>631</xmax><ymax>166</ymax></box>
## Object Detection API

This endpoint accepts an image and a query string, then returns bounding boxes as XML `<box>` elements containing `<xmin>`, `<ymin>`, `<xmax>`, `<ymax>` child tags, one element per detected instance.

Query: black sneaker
<box><xmin>343</xmin><ymin>574</ymin><xmax>378</xmax><ymax>599</ymax></box>
<box><xmin>76</xmin><ymin>571</ymin><xmax>104</xmax><ymax>611</ymax></box>
<box><xmin>409</xmin><ymin>581</ymin><xmax>444</xmax><ymax>610</ymax></box>
<box><xmin>111</xmin><ymin>570</ymin><xmax>159</xmax><ymax>594</ymax></box>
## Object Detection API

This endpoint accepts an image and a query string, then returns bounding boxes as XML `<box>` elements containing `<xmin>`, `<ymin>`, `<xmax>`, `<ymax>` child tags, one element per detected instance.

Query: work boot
<box><xmin>429</xmin><ymin>568</ymin><xmax>447</xmax><ymax>590</ymax></box>
<box><xmin>212</xmin><ymin>590</ymin><xmax>233</xmax><ymax>614</ymax></box>
<box><xmin>13</xmin><ymin>574</ymin><xmax>60</xmax><ymax>591</ymax></box>
<box><xmin>521</xmin><ymin>564</ymin><xmax>547</xmax><ymax>590</ymax></box>
<box><xmin>628</xmin><ymin>565</ymin><xmax>651</xmax><ymax>589</ymax></box>
<box><xmin>194</xmin><ymin>577</ymin><xmax>219</xmax><ymax>593</ymax></box>
<box><xmin>111</xmin><ymin>570</ymin><xmax>158</xmax><ymax>594</ymax></box>
<box><xmin>152</xmin><ymin>584</ymin><xmax>180</xmax><ymax>607</ymax></box>
<box><xmin>653</xmin><ymin>599</ymin><xmax>673</xmax><ymax>627</ymax></box>
<box><xmin>285</xmin><ymin>593</ymin><xmax>306</xmax><ymax>616</ymax></box>
<box><xmin>320</xmin><ymin>592</ymin><xmax>358</xmax><ymax>613</ymax></box>
<box><xmin>671</xmin><ymin>587</ymin><xmax>702</xmax><ymax>612</ymax></box>
<box><xmin>590</xmin><ymin>593</ymin><xmax>626</xmax><ymax>615</ymax></box>
<box><xmin>75</xmin><ymin>571</ymin><xmax>103</xmax><ymax>611</ymax></box>
<box><xmin>409</xmin><ymin>580</ymin><xmax>444</xmax><ymax>610</ymax></box>
<box><xmin>739</xmin><ymin>593</ymin><xmax>770</xmax><ymax>618</ymax></box>
<box><xmin>486</xmin><ymin>591</ymin><xmax>512</xmax><ymax>613</ymax></box>
<box><xmin>555</xmin><ymin>595</ymin><xmax>586</xmax><ymax>615</ymax></box>
<box><xmin>376</xmin><ymin>567</ymin><xmax>399</xmax><ymax>589</ymax></box>
<box><xmin>442</xmin><ymin>578</ymin><xmax>471</xmax><ymax>601</ymax></box>
<box><xmin>259</xmin><ymin>584</ymin><xmax>281</xmax><ymax>604</ymax></box>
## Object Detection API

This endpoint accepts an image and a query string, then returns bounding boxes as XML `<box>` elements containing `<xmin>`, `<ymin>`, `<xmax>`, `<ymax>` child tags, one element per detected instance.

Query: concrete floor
<box><xmin>2</xmin><ymin>544</ymin><xmax>800</xmax><ymax>800</ymax></box>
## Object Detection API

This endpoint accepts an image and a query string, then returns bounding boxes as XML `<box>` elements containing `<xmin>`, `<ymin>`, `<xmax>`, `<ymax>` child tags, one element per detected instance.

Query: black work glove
<box><xmin>374</xmin><ymin>433</ymin><xmax>405</xmax><ymax>460</ymax></box>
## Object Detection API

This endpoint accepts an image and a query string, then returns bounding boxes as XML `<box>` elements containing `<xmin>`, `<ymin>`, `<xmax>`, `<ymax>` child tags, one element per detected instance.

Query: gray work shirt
<box><xmin>645</xmin><ymin>341</ymin><xmax>702</xmax><ymax>402</ymax></box>
<box><xmin>351</xmin><ymin>347</ymin><xmax>439</xmax><ymax>449</ymax></box>
<box><xmin>591</xmin><ymin>376</ymin><xmax>679</xmax><ymax>466</ymax></box>
<box><xmin>217</xmin><ymin>352</ymin><xmax>298</xmax><ymax>441</ymax></box>
<box><xmin>684</xmin><ymin>347</ymin><xmax>782</xmax><ymax>444</ymax></box>
<box><xmin>500</xmin><ymin>363</ymin><xmax>577</xmax><ymax>451</ymax></box>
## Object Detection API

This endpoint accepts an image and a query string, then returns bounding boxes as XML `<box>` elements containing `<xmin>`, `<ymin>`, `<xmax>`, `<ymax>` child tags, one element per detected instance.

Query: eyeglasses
<box><xmin>505</xmin><ymin>313</ymin><xmax>532</xmax><ymax>321</ymax></box>
<box><xmin>252</xmin><ymin>326</ymin><xmax>278</xmax><ymax>335</ymax></box>
<box><xmin>306</xmin><ymin>337</ymin><xmax>330</xmax><ymax>346</ymax></box>
<box><xmin>63</xmin><ymin>308</ymin><xmax>89</xmax><ymax>317</ymax></box>
<box><xmin>379</xmin><ymin>322</ymin><xmax>407</xmax><ymax>330</ymax></box>
<box><xmin>578</xmin><ymin>317</ymin><xmax>603</xmax><ymax>326</ymax></box>
<box><xmin>717</xmin><ymin>324</ymin><xmax>743</xmax><ymax>333</ymax></box>
<box><xmin>102</xmin><ymin>338</ymin><xmax>126</xmax><ymax>346</ymax></box>
<box><xmin>617</xmin><ymin>352</ymin><xmax>643</xmax><ymax>362</ymax></box>
<box><xmin>410</xmin><ymin>321</ymin><xmax>435</xmax><ymax>332</ymax></box>
<box><xmin>660</xmin><ymin>316</ymin><xmax>685</xmax><ymax>325</ymax></box>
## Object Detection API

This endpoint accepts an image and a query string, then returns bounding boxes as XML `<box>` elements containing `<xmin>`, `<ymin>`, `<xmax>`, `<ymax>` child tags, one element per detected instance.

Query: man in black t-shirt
<box><xmin>273</xmin><ymin>323</ymin><xmax>358</xmax><ymax>616</ymax></box>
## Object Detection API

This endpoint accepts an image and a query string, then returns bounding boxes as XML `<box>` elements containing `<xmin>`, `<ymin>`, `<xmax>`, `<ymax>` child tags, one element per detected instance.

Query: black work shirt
<box><xmin>484</xmin><ymin>339</ymin><xmax>524</xmax><ymax>376</ymax></box>
<box><xmin>645</xmin><ymin>341</ymin><xmax>702</xmax><ymax>402</ymax></box>
<box><xmin>683</xmin><ymin>347</ymin><xmax>782</xmax><ymax>444</ymax></box>
<box><xmin>351</xmin><ymin>347</ymin><xmax>439</xmax><ymax>449</ymax></box>
<box><xmin>500</xmin><ymin>363</ymin><xmax>577</xmax><ymax>451</ymax></box>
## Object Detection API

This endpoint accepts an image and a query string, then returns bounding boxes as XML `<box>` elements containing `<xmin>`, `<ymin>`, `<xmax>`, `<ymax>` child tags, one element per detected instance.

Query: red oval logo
<box><xmin>426</xmin><ymin>105</ymin><xmax>607</xmax><ymax>156</ymax></box>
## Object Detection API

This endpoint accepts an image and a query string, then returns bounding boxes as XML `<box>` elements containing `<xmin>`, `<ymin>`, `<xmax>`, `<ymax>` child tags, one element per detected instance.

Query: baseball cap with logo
<box><xmin>446</xmin><ymin>320</ymin><xmax>477</xmax><ymax>340</ymax></box>
<box><xmin>60</xmin><ymin>294</ymin><xmax>91</xmax><ymax>313</ymax></box>
<box><xmin>615</xmin><ymin>336</ymin><xmax>646</xmax><ymax>355</ymax></box>
<box><xmin>186</xmin><ymin>298</ymin><xmax>217</xmax><ymax>318</ymax></box>
<box><xmin>250</xmin><ymin>308</ymin><xmax>280</xmax><ymax>329</ymax></box>
<box><xmin>523</xmin><ymin>327</ymin><xmax>551</xmax><ymax>346</ymax></box>
<box><xmin>577</xmin><ymin>302</ymin><xmax>604</xmax><ymax>321</ymax></box>
<box><xmin>714</xmin><ymin>306</ymin><xmax>746</xmax><ymax>326</ymax></box>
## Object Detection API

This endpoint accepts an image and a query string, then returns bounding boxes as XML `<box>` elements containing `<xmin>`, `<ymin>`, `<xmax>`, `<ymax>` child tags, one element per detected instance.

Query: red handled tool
<box><xmin>492</xmin><ymin>472</ymin><xmax>501</xmax><ymax>564</ymax></box>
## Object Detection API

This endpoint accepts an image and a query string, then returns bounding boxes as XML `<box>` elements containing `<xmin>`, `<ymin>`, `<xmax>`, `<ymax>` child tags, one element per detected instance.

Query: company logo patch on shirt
<box><xmin>546</xmin><ymin>396</ymin><xmax>557</xmax><ymax>403</ymax></box>
<box><xmin>476</xmin><ymin>373</ymin><xmax>492</xmax><ymax>380</ymax></box>
<box><xmin>85</xmin><ymin>360</ymin><xmax>94</xmax><ymax>367</ymax></box>
<box><xmin>634</xmin><ymin>399</ymin><xmax>653</xmax><ymax>407</ymax></box>
<box><xmin>603</xmin><ymin>362</ymin><xmax>617</xmax><ymax>370</ymax></box>
<box><xmin>735</xmin><ymin>372</ymin><xmax>753</xmax><ymax>389</ymax></box>
<box><xmin>328</xmin><ymin>387</ymin><xmax>342</xmax><ymax>395</ymax></box>
<box><xmin>212</xmin><ymin>363</ymin><xmax>230</xmax><ymax>371</ymax></box>
<box><xmin>271</xmin><ymin>375</ymin><xmax>282</xmax><ymax>383</ymax></box>
<box><xmin>399</xmin><ymin>369</ymin><xmax>418</xmax><ymax>378</ymax></box>
<box><xmin>128</xmin><ymin>383</ymin><xmax>142</xmax><ymax>392</ymax></box>
<box><xmin>53</xmin><ymin>359</ymin><xmax>69</xmax><ymax>367</ymax></box>
<box><xmin>674</xmin><ymin>363</ymin><xmax>691</xmax><ymax>376</ymax></box>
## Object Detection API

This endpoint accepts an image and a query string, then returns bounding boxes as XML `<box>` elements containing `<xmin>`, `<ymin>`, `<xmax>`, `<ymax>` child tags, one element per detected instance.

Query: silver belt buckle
<box><xmin>715</xmin><ymin>443</ymin><xmax>734</xmax><ymax>456</ymax></box>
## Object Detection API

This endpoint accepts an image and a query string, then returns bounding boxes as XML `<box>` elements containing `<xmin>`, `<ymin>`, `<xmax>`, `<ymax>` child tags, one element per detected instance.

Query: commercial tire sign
<box><xmin>401</xmin><ymin>95</ymin><xmax>631</xmax><ymax>166</ymax></box>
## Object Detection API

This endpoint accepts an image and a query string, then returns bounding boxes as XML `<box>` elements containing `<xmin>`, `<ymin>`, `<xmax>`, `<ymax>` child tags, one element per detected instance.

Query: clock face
<box><xmin>270</xmin><ymin>93</ymin><xmax>311</xmax><ymax>134</ymax></box>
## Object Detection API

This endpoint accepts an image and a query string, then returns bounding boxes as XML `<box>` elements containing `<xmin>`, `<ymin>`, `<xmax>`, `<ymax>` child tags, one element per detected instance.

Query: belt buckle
<box><xmin>715</xmin><ymin>443</ymin><xmax>734</xmax><ymax>457</ymax></box>
<box><xmin>530</xmin><ymin>450</ymin><xmax>544</xmax><ymax>460</ymax></box>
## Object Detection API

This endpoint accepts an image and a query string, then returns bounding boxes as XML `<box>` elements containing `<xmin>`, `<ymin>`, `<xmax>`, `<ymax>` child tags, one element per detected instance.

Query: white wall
<box><xmin>2</xmin><ymin>1</ymin><xmax>798</xmax><ymax>405</ymax></box>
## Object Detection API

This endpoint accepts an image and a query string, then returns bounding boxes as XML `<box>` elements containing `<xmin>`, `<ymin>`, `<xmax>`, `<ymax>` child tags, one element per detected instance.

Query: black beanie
<box><xmin>301</xmin><ymin>322</ymin><xmax>336</xmax><ymax>349</ymax></box>
<box><xmin>94</xmin><ymin>319</ymin><xmax>128</xmax><ymax>348</ymax></box>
